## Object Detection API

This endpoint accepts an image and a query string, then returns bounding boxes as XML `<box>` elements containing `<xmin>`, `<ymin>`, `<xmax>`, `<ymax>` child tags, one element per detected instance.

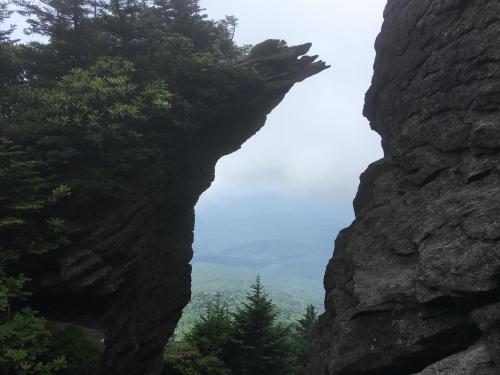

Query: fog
<box><xmin>198</xmin><ymin>0</ymin><xmax>386</xmax><ymax>207</ymax></box>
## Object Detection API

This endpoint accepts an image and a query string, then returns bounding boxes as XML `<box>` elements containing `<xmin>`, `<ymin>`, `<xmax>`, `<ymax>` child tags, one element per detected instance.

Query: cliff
<box><xmin>308</xmin><ymin>1</ymin><xmax>500</xmax><ymax>374</ymax></box>
<box><xmin>15</xmin><ymin>42</ymin><xmax>328</xmax><ymax>375</ymax></box>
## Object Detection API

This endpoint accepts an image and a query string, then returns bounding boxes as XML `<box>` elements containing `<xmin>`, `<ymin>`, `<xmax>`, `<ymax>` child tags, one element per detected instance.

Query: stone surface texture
<box><xmin>307</xmin><ymin>1</ymin><xmax>500</xmax><ymax>374</ymax></box>
<box><xmin>24</xmin><ymin>42</ymin><xmax>328</xmax><ymax>375</ymax></box>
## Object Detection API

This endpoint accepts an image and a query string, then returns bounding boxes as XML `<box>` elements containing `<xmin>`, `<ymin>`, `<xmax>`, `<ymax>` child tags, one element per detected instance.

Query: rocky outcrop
<box><xmin>21</xmin><ymin>42</ymin><xmax>328</xmax><ymax>375</ymax></box>
<box><xmin>308</xmin><ymin>1</ymin><xmax>500</xmax><ymax>374</ymax></box>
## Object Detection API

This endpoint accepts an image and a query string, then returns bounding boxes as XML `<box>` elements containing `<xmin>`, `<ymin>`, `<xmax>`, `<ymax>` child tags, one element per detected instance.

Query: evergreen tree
<box><xmin>163</xmin><ymin>350</ymin><xmax>232</xmax><ymax>375</ymax></box>
<box><xmin>186</xmin><ymin>293</ymin><xmax>232</xmax><ymax>359</ymax></box>
<box><xmin>0</xmin><ymin>0</ymin><xmax>13</xmax><ymax>43</ymax></box>
<box><xmin>164</xmin><ymin>300</ymin><xmax>233</xmax><ymax>375</ymax></box>
<box><xmin>166</xmin><ymin>283</ymin><xmax>319</xmax><ymax>375</ymax></box>
<box><xmin>98</xmin><ymin>0</ymin><xmax>147</xmax><ymax>57</ymax></box>
<box><xmin>0</xmin><ymin>13</ymin><xmax>67</xmax><ymax>375</ymax></box>
<box><xmin>15</xmin><ymin>0</ymin><xmax>92</xmax><ymax>36</ymax></box>
<box><xmin>218</xmin><ymin>16</ymin><xmax>237</xmax><ymax>42</ymax></box>
<box><xmin>294</xmin><ymin>304</ymin><xmax>318</xmax><ymax>365</ymax></box>
<box><xmin>0</xmin><ymin>1</ymin><xmax>19</xmax><ymax>112</ymax></box>
<box><xmin>228</xmin><ymin>276</ymin><xmax>298</xmax><ymax>375</ymax></box>
<box><xmin>15</xmin><ymin>0</ymin><xmax>97</xmax><ymax>70</ymax></box>
<box><xmin>168</xmin><ymin>0</ymin><xmax>207</xmax><ymax>41</ymax></box>
<box><xmin>0</xmin><ymin>264</ymin><xmax>67</xmax><ymax>375</ymax></box>
<box><xmin>13</xmin><ymin>0</ymin><xmax>243</xmax><ymax>81</ymax></box>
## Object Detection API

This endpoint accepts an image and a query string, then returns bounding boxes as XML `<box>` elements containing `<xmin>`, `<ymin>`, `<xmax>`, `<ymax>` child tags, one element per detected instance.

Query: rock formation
<box><xmin>21</xmin><ymin>42</ymin><xmax>328</xmax><ymax>375</ymax></box>
<box><xmin>308</xmin><ymin>1</ymin><xmax>500</xmax><ymax>374</ymax></box>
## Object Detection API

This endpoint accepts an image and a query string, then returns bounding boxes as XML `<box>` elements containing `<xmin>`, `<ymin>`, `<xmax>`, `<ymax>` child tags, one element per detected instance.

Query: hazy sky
<box><xmin>198</xmin><ymin>0</ymin><xmax>386</xmax><ymax>205</ymax></box>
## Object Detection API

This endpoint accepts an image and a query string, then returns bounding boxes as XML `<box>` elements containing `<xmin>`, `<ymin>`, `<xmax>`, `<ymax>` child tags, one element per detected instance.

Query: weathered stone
<box><xmin>471</xmin><ymin>303</ymin><xmax>500</xmax><ymax>332</ymax></box>
<box><xmin>410</xmin><ymin>344</ymin><xmax>496</xmax><ymax>375</ymax></box>
<box><xmin>308</xmin><ymin>1</ymin><xmax>500</xmax><ymax>374</ymax></box>
<box><xmin>21</xmin><ymin>44</ymin><xmax>328</xmax><ymax>375</ymax></box>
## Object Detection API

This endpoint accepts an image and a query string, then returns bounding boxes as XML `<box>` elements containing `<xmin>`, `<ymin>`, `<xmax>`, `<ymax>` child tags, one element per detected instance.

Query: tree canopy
<box><xmin>228</xmin><ymin>276</ymin><xmax>299</xmax><ymax>375</ymax></box>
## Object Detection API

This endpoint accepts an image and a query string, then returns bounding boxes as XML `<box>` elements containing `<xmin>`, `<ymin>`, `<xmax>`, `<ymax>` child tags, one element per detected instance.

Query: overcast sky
<box><xmin>198</xmin><ymin>0</ymin><xmax>386</xmax><ymax>206</ymax></box>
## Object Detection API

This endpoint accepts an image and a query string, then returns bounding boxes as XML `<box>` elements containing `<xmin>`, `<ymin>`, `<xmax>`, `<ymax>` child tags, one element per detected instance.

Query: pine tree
<box><xmin>0</xmin><ymin>0</ymin><xmax>13</xmax><ymax>43</ymax></box>
<box><xmin>0</xmin><ymin>11</ymin><xmax>67</xmax><ymax>374</ymax></box>
<box><xmin>15</xmin><ymin>0</ymin><xmax>91</xmax><ymax>36</ymax></box>
<box><xmin>186</xmin><ymin>293</ymin><xmax>232</xmax><ymax>359</ymax></box>
<box><xmin>228</xmin><ymin>276</ymin><xmax>297</xmax><ymax>375</ymax></box>
<box><xmin>0</xmin><ymin>0</ymin><xmax>18</xmax><ymax>103</ymax></box>
<box><xmin>167</xmin><ymin>0</ymin><xmax>219</xmax><ymax>52</ymax></box>
<box><xmin>99</xmin><ymin>0</ymin><xmax>146</xmax><ymax>56</ymax></box>
<box><xmin>15</xmin><ymin>0</ymin><xmax>97</xmax><ymax>69</ymax></box>
<box><xmin>165</xmin><ymin>293</ymin><xmax>233</xmax><ymax>375</ymax></box>
<box><xmin>218</xmin><ymin>16</ymin><xmax>238</xmax><ymax>41</ymax></box>
<box><xmin>294</xmin><ymin>304</ymin><xmax>318</xmax><ymax>365</ymax></box>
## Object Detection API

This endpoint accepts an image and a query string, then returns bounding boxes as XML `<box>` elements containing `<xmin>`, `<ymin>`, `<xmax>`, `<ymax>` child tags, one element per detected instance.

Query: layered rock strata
<box><xmin>308</xmin><ymin>1</ymin><xmax>500</xmax><ymax>374</ymax></box>
<box><xmin>23</xmin><ymin>42</ymin><xmax>328</xmax><ymax>375</ymax></box>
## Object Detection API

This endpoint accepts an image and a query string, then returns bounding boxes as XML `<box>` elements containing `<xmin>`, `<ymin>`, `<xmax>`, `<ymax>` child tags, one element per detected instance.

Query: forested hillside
<box><xmin>176</xmin><ymin>268</ymin><xmax>323</xmax><ymax>337</ymax></box>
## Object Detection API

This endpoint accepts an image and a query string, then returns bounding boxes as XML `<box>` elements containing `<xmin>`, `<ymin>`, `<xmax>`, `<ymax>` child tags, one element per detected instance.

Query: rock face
<box><xmin>307</xmin><ymin>1</ymin><xmax>500</xmax><ymax>374</ymax></box>
<box><xmin>22</xmin><ymin>42</ymin><xmax>328</xmax><ymax>375</ymax></box>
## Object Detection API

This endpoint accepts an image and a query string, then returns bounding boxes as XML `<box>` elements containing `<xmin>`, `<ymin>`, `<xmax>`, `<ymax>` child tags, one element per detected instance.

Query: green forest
<box><xmin>164</xmin><ymin>277</ymin><xmax>318</xmax><ymax>375</ymax></box>
<box><xmin>0</xmin><ymin>0</ymin><xmax>321</xmax><ymax>373</ymax></box>
<box><xmin>176</xmin><ymin>263</ymin><xmax>323</xmax><ymax>337</ymax></box>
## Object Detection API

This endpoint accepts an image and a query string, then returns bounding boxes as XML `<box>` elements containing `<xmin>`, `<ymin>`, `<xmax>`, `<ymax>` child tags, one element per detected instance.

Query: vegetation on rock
<box><xmin>0</xmin><ymin>268</ymin><xmax>66</xmax><ymax>375</ymax></box>
<box><xmin>0</xmin><ymin>0</ymin><xmax>267</xmax><ymax>372</ymax></box>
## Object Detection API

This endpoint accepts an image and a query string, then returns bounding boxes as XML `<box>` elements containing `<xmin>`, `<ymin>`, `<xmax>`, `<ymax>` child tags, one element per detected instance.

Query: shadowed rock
<box><xmin>307</xmin><ymin>1</ymin><xmax>500</xmax><ymax>374</ymax></box>
<box><xmin>19</xmin><ymin>42</ymin><xmax>328</xmax><ymax>375</ymax></box>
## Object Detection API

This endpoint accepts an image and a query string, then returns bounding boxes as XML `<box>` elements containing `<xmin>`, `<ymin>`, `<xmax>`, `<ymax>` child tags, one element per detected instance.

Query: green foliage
<box><xmin>0</xmin><ymin>1</ymin><xmax>13</xmax><ymax>43</ymax></box>
<box><xmin>0</xmin><ymin>137</ymin><xmax>72</xmax><ymax>259</ymax></box>
<box><xmin>0</xmin><ymin>255</ymin><xmax>101</xmax><ymax>375</ymax></box>
<box><xmin>293</xmin><ymin>304</ymin><xmax>318</xmax><ymax>369</ymax></box>
<box><xmin>218</xmin><ymin>16</ymin><xmax>238</xmax><ymax>42</ymax></box>
<box><xmin>176</xmin><ymin>262</ymin><xmax>323</xmax><ymax>338</ymax></box>
<box><xmin>228</xmin><ymin>276</ymin><xmax>299</xmax><ymax>375</ymax></box>
<box><xmin>163</xmin><ymin>350</ymin><xmax>232</xmax><ymax>375</ymax></box>
<box><xmin>13</xmin><ymin>0</ymin><xmax>245</xmax><ymax>77</ymax></box>
<box><xmin>2</xmin><ymin>56</ymin><xmax>175</xmax><ymax>221</ymax></box>
<box><xmin>165</xmin><ymin>295</ymin><xmax>234</xmax><ymax>374</ymax></box>
<box><xmin>49</xmin><ymin>325</ymin><xmax>102</xmax><ymax>375</ymax></box>
<box><xmin>0</xmin><ymin>267</ymin><xmax>67</xmax><ymax>375</ymax></box>
<box><xmin>169</xmin><ymin>277</ymin><xmax>317</xmax><ymax>375</ymax></box>
<box><xmin>185</xmin><ymin>293</ymin><xmax>232</xmax><ymax>359</ymax></box>
<box><xmin>0</xmin><ymin>270</ymin><xmax>29</xmax><ymax>312</ymax></box>
<box><xmin>0</xmin><ymin>309</ymin><xmax>66</xmax><ymax>375</ymax></box>
<box><xmin>18</xmin><ymin>57</ymin><xmax>172</xmax><ymax>143</ymax></box>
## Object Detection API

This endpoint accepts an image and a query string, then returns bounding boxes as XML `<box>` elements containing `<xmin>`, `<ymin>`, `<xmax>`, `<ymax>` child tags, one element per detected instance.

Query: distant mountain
<box><xmin>194</xmin><ymin>239</ymin><xmax>327</xmax><ymax>283</ymax></box>
<box><xmin>193</xmin><ymin>193</ymin><xmax>350</xmax><ymax>255</ymax></box>
<box><xmin>193</xmin><ymin>193</ymin><xmax>352</xmax><ymax>289</ymax></box>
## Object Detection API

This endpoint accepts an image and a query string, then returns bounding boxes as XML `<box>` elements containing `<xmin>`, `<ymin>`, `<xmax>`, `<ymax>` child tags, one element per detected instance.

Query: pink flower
<box><xmin>180</xmin><ymin>351</ymin><xmax>193</xmax><ymax>359</ymax></box>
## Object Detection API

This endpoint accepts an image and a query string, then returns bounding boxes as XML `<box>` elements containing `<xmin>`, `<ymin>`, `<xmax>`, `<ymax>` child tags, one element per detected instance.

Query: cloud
<box><xmin>200</xmin><ymin>0</ymin><xmax>386</xmax><ymax>203</ymax></box>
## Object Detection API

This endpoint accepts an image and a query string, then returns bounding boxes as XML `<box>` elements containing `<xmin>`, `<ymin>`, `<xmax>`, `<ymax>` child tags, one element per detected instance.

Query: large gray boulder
<box><xmin>308</xmin><ymin>1</ymin><xmax>500</xmax><ymax>374</ymax></box>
